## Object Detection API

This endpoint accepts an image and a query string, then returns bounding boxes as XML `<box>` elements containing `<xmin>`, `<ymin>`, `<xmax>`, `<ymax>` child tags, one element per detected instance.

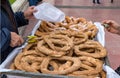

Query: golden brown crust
<box><xmin>43</xmin><ymin>34</ymin><xmax>73</xmax><ymax>51</ymax></box>
<box><xmin>10</xmin><ymin>63</ymin><xmax>16</xmax><ymax>70</ymax></box>
<box><xmin>40</xmin><ymin>56</ymin><xmax>81</xmax><ymax>75</ymax></box>
<box><xmin>37</xmin><ymin>40</ymin><xmax>66</xmax><ymax>57</ymax></box>
<box><xmin>70</xmin><ymin>56</ymin><xmax>103</xmax><ymax>75</ymax></box>
<box><xmin>14</xmin><ymin>51</ymin><xmax>44</xmax><ymax>72</ymax></box>
<box><xmin>74</xmin><ymin>40</ymin><xmax>107</xmax><ymax>58</ymax></box>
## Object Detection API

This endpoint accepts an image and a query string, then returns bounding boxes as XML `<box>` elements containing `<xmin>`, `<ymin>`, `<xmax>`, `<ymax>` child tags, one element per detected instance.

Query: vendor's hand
<box><xmin>102</xmin><ymin>20</ymin><xmax>119</xmax><ymax>34</ymax></box>
<box><xmin>10</xmin><ymin>32</ymin><xmax>24</xmax><ymax>47</ymax></box>
<box><xmin>24</xmin><ymin>6</ymin><xmax>37</xmax><ymax>19</ymax></box>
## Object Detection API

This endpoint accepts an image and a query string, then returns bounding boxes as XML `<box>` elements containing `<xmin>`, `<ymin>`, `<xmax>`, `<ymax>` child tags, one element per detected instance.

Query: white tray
<box><xmin>0</xmin><ymin>21</ymin><xmax>106</xmax><ymax>78</ymax></box>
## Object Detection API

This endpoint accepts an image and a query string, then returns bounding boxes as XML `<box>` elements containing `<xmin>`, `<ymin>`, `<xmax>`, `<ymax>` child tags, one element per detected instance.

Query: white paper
<box><xmin>34</xmin><ymin>2</ymin><xmax>65</xmax><ymax>22</ymax></box>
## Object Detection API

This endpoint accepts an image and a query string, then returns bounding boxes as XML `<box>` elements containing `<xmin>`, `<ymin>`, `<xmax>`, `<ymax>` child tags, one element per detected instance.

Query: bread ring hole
<box><xmin>48</xmin><ymin>64</ymin><xmax>54</xmax><ymax>71</ymax></box>
<box><xmin>79</xmin><ymin>48</ymin><xmax>95</xmax><ymax>53</ymax></box>
<box><xmin>28</xmin><ymin>44</ymin><xmax>37</xmax><ymax>50</ymax></box>
<box><xmin>53</xmin><ymin>42</ymin><xmax>65</xmax><ymax>48</ymax></box>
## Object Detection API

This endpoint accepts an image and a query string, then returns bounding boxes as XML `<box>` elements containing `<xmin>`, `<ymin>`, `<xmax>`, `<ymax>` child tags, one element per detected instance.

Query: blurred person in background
<box><xmin>0</xmin><ymin>0</ymin><xmax>37</xmax><ymax>64</ymax></box>
<box><xmin>28</xmin><ymin>0</ymin><xmax>43</xmax><ymax>6</ymax></box>
<box><xmin>93</xmin><ymin>0</ymin><xmax>101</xmax><ymax>4</ymax></box>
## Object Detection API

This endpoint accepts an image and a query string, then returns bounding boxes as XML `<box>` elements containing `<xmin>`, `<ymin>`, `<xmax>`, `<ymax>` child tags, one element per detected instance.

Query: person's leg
<box><xmin>111</xmin><ymin>0</ymin><xmax>113</xmax><ymax>3</ymax></box>
<box><xmin>97</xmin><ymin>0</ymin><xmax>101</xmax><ymax>4</ymax></box>
<box><xmin>93</xmin><ymin>0</ymin><xmax>95</xmax><ymax>3</ymax></box>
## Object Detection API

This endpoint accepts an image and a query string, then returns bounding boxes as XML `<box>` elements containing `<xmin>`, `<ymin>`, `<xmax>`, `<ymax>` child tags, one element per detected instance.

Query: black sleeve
<box><xmin>15</xmin><ymin>12</ymin><xmax>29</xmax><ymax>27</ymax></box>
<box><xmin>0</xmin><ymin>28</ymin><xmax>11</xmax><ymax>52</ymax></box>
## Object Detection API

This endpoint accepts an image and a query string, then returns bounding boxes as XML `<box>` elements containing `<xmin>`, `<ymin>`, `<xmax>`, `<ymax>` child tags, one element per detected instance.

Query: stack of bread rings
<box><xmin>10</xmin><ymin>16</ymin><xmax>107</xmax><ymax>78</ymax></box>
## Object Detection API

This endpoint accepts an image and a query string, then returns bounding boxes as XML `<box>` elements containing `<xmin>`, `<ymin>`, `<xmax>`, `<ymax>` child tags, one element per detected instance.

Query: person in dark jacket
<box><xmin>93</xmin><ymin>0</ymin><xmax>101</xmax><ymax>4</ymax></box>
<box><xmin>0</xmin><ymin>0</ymin><xmax>37</xmax><ymax>64</ymax></box>
<box><xmin>28</xmin><ymin>0</ymin><xmax>43</xmax><ymax>6</ymax></box>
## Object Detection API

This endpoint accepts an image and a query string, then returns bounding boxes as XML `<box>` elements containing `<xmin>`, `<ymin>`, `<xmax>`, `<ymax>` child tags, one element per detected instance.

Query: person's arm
<box><xmin>0</xmin><ymin>28</ymin><xmax>24</xmax><ymax>52</ymax></box>
<box><xmin>15</xmin><ymin>12</ymin><xmax>29</xmax><ymax>27</ymax></box>
<box><xmin>0</xmin><ymin>28</ymin><xmax>11</xmax><ymax>52</ymax></box>
<box><xmin>116</xmin><ymin>26</ymin><xmax>120</xmax><ymax>35</ymax></box>
<box><xmin>102</xmin><ymin>20</ymin><xmax>120</xmax><ymax>35</ymax></box>
<box><xmin>15</xmin><ymin>6</ymin><xmax>37</xmax><ymax>27</ymax></box>
<box><xmin>10</xmin><ymin>32</ymin><xmax>24</xmax><ymax>47</ymax></box>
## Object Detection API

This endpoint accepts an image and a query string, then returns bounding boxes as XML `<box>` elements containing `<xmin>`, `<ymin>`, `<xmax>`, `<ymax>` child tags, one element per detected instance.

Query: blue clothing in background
<box><xmin>28</xmin><ymin>0</ymin><xmax>42</xmax><ymax>6</ymax></box>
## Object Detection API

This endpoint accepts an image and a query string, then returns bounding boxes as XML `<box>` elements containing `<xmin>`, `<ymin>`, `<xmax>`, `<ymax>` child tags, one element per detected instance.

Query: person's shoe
<box><xmin>111</xmin><ymin>1</ymin><xmax>113</xmax><ymax>3</ymax></box>
<box><xmin>93</xmin><ymin>1</ymin><xmax>96</xmax><ymax>4</ymax></box>
<box><xmin>97</xmin><ymin>2</ymin><xmax>101</xmax><ymax>4</ymax></box>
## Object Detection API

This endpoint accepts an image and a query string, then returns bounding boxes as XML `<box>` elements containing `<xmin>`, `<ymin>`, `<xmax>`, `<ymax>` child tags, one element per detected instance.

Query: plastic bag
<box><xmin>33</xmin><ymin>2</ymin><xmax>65</xmax><ymax>22</ymax></box>
<box><xmin>103</xmin><ymin>65</ymin><xmax>120</xmax><ymax>78</ymax></box>
<box><xmin>94</xmin><ymin>22</ymin><xmax>105</xmax><ymax>47</ymax></box>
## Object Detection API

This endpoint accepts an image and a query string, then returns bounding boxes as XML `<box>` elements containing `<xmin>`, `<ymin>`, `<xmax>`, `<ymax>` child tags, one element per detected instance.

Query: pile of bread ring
<box><xmin>10</xmin><ymin>16</ymin><xmax>107</xmax><ymax>78</ymax></box>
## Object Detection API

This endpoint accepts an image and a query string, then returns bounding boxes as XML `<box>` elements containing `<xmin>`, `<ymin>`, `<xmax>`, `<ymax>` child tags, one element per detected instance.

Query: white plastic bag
<box><xmin>103</xmin><ymin>65</ymin><xmax>120</xmax><ymax>78</ymax></box>
<box><xmin>94</xmin><ymin>22</ymin><xmax>105</xmax><ymax>47</ymax></box>
<box><xmin>34</xmin><ymin>2</ymin><xmax>65</xmax><ymax>22</ymax></box>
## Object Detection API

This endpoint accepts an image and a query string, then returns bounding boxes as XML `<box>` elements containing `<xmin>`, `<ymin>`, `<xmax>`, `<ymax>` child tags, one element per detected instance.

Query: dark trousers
<box><xmin>93</xmin><ymin>0</ymin><xmax>100</xmax><ymax>3</ymax></box>
<box><xmin>111</xmin><ymin>0</ymin><xmax>113</xmax><ymax>3</ymax></box>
